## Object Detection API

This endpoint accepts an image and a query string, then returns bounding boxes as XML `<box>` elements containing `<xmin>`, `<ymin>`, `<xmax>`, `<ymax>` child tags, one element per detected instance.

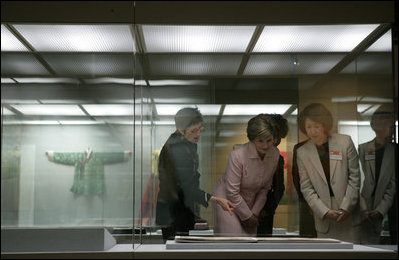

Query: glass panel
<box><xmin>1</xmin><ymin>23</ymin><xmax>136</xmax><ymax>250</ymax></box>
<box><xmin>1</xmin><ymin>17</ymin><xmax>396</xmax><ymax>253</ymax></box>
<box><xmin>139</xmin><ymin>23</ymin><xmax>396</xmax><ymax>248</ymax></box>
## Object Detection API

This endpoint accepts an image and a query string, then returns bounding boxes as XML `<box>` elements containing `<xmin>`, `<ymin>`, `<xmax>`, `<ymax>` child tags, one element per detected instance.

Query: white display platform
<box><xmin>166</xmin><ymin>240</ymin><xmax>353</xmax><ymax>250</ymax></box>
<box><xmin>189</xmin><ymin>230</ymin><xmax>214</xmax><ymax>236</ymax></box>
<box><xmin>1</xmin><ymin>227</ymin><xmax>116</xmax><ymax>252</ymax></box>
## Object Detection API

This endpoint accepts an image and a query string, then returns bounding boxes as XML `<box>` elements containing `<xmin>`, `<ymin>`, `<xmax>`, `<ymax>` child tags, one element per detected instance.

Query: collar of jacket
<box><xmin>169</xmin><ymin>131</ymin><xmax>197</xmax><ymax>148</ymax></box>
<box><xmin>247</xmin><ymin>141</ymin><xmax>275</xmax><ymax>159</ymax></box>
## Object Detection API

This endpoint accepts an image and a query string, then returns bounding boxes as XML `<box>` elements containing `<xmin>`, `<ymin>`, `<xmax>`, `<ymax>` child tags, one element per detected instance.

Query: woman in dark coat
<box><xmin>156</xmin><ymin>107</ymin><xmax>233</xmax><ymax>242</ymax></box>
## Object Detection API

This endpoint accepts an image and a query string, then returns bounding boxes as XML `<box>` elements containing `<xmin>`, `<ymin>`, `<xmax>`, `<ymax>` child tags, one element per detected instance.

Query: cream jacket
<box><xmin>297</xmin><ymin>133</ymin><xmax>361</xmax><ymax>233</ymax></box>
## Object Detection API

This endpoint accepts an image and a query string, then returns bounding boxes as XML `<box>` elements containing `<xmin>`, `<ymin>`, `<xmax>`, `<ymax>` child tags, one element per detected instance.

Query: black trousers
<box><xmin>257</xmin><ymin>215</ymin><xmax>274</xmax><ymax>237</ymax></box>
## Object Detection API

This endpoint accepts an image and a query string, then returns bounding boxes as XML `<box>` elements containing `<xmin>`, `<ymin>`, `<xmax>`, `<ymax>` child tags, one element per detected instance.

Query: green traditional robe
<box><xmin>50</xmin><ymin>151</ymin><xmax>127</xmax><ymax>195</ymax></box>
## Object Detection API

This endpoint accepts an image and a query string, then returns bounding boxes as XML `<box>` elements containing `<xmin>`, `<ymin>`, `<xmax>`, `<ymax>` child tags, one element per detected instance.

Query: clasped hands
<box><xmin>241</xmin><ymin>214</ymin><xmax>259</xmax><ymax>228</ymax></box>
<box><xmin>361</xmin><ymin>210</ymin><xmax>383</xmax><ymax>222</ymax></box>
<box><xmin>324</xmin><ymin>209</ymin><xmax>349</xmax><ymax>223</ymax></box>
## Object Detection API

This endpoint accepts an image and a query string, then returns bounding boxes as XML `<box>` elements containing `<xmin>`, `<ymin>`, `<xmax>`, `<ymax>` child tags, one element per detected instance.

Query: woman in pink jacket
<box><xmin>213</xmin><ymin>114</ymin><xmax>281</xmax><ymax>236</ymax></box>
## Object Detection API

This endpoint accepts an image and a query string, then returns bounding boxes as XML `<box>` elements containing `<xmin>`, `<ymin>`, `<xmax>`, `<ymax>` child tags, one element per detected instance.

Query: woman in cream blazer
<box><xmin>296</xmin><ymin>103</ymin><xmax>361</xmax><ymax>243</ymax></box>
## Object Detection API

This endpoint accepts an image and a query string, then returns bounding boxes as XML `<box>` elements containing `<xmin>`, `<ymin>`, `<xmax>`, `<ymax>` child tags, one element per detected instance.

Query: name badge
<box><xmin>365</xmin><ymin>151</ymin><xmax>375</xmax><ymax>161</ymax></box>
<box><xmin>329</xmin><ymin>150</ymin><xmax>343</xmax><ymax>160</ymax></box>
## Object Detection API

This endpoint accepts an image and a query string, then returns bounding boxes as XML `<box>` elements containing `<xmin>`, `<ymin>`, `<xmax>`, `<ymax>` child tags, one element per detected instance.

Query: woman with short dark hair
<box><xmin>296</xmin><ymin>103</ymin><xmax>361</xmax><ymax>243</ymax></box>
<box><xmin>156</xmin><ymin>107</ymin><xmax>233</xmax><ymax>242</ymax></box>
<box><xmin>213</xmin><ymin>114</ymin><xmax>281</xmax><ymax>236</ymax></box>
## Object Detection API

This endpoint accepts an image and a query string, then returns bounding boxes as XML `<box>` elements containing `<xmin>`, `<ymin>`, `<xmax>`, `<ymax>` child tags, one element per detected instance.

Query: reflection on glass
<box><xmin>1</xmin><ymin>19</ymin><xmax>396</xmax><ymax>252</ymax></box>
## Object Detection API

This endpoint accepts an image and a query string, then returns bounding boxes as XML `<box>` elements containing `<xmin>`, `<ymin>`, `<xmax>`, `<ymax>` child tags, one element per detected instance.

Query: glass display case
<box><xmin>1</xmin><ymin>1</ymin><xmax>397</xmax><ymax>258</ymax></box>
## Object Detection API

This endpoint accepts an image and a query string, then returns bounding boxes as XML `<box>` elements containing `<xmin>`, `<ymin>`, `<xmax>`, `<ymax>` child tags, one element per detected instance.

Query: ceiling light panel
<box><xmin>3</xmin><ymin>120</ymin><xmax>60</xmax><ymax>125</ymax></box>
<box><xmin>220</xmin><ymin>116</ymin><xmax>253</xmax><ymax>124</ymax></box>
<box><xmin>1</xmin><ymin>25</ymin><xmax>29</xmax><ymax>52</ymax></box>
<box><xmin>39</xmin><ymin>99</ymin><xmax>93</xmax><ymax>104</ymax></box>
<box><xmin>82</xmin><ymin>104</ymin><xmax>133</xmax><ymax>116</ymax></box>
<box><xmin>2</xmin><ymin>107</ymin><xmax>15</xmax><ymax>115</ymax></box>
<box><xmin>13</xmin><ymin>77</ymin><xmax>80</xmax><ymax>84</ymax></box>
<box><xmin>1</xmin><ymin>99</ymin><xmax>40</xmax><ymax>104</ymax></box>
<box><xmin>1</xmin><ymin>78</ymin><xmax>15</xmax><ymax>83</ymax></box>
<box><xmin>1</xmin><ymin>53</ymin><xmax>51</xmax><ymax>76</ymax></box>
<box><xmin>224</xmin><ymin>104</ymin><xmax>292</xmax><ymax>115</ymax></box>
<box><xmin>41</xmin><ymin>53</ymin><xmax>134</xmax><ymax>76</ymax></box>
<box><xmin>156</xmin><ymin>104</ymin><xmax>221</xmax><ymax>116</ymax></box>
<box><xmin>11</xmin><ymin>104</ymin><xmax>86</xmax><ymax>115</ymax></box>
<box><xmin>142</xmin><ymin>25</ymin><xmax>255</xmax><ymax>53</ymax></box>
<box><xmin>148</xmin><ymin>79</ymin><xmax>208</xmax><ymax>86</ymax></box>
<box><xmin>83</xmin><ymin>77</ymin><xmax>134</xmax><ymax>84</ymax></box>
<box><xmin>13</xmin><ymin>24</ymin><xmax>135</xmax><ymax>52</ymax></box>
<box><xmin>148</xmin><ymin>54</ymin><xmax>243</xmax><ymax>75</ymax></box>
<box><xmin>366</xmin><ymin>30</ymin><xmax>391</xmax><ymax>52</ymax></box>
<box><xmin>253</xmin><ymin>24</ymin><xmax>379</xmax><ymax>52</ymax></box>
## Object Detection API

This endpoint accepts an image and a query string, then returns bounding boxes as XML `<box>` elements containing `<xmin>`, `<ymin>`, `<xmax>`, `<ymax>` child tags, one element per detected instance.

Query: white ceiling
<box><xmin>0</xmin><ymin>24</ymin><xmax>392</xmax><ymax>80</ymax></box>
<box><xmin>1</xmin><ymin>23</ymin><xmax>393</xmax><ymax>123</ymax></box>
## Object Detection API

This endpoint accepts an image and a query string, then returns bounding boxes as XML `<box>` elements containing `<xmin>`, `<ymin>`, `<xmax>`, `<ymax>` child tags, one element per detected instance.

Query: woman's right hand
<box><xmin>210</xmin><ymin>196</ymin><xmax>234</xmax><ymax>216</ymax></box>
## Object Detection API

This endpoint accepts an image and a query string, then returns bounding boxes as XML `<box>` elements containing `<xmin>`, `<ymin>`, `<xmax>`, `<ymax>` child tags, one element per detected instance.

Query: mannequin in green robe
<box><xmin>46</xmin><ymin>147</ymin><xmax>131</xmax><ymax>195</ymax></box>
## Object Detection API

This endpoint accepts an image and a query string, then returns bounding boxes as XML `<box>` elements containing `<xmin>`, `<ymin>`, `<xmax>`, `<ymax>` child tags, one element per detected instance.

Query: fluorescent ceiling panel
<box><xmin>361</xmin><ymin>97</ymin><xmax>392</xmax><ymax>103</ymax></box>
<box><xmin>148</xmin><ymin>54</ymin><xmax>242</xmax><ymax>75</ymax></box>
<box><xmin>83</xmin><ymin>104</ymin><xmax>133</xmax><ymax>116</ymax></box>
<box><xmin>2</xmin><ymin>108</ymin><xmax>15</xmax><ymax>115</ymax></box>
<box><xmin>219</xmin><ymin>131</ymin><xmax>241</xmax><ymax>137</ymax></box>
<box><xmin>1</xmin><ymin>78</ymin><xmax>15</xmax><ymax>83</ymax></box>
<box><xmin>148</xmin><ymin>79</ymin><xmax>208</xmax><ymax>86</ymax></box>
<box><xmin>331</xmin><ymin>96</ymin><xmax>359</xmax><ymax>102</ymax></box>
<box><xmin>357</xmin><ymin>104</ymin><xmax>373</xmax><ymax>113</ymax></box>
<box><xmin>13</xmin><ymin>77</ymin><xmax>80</xmax><ymax>84</ymax></box>
<box><xmin>84</xmin><ymin>77</ymin><xmax>134</xmax><ymax>84</ymax></box>
<box><xmin>338</xmin><ymin>120</ymin><xmax>370</xmax><ymax>126</ymax></box>
<box><xmin>220</xmin><ymin>116</ymin><xmax>252</xmax><ymax>124</ymax></box>
<box><xmin>154</xmin><ymin>120</ymin><xmax>175</xmax><ymax>125</ymax></box>
<box><xmin>11</xmin><ymin>104</ymin><xmax>86</xmax><ymax>115</ymax></box>
<box><xmin>13</xmin><ymin>24</ymin><xmax>135</xmax><ymax>52</ymax></box>
<box><xmin>1</xmin><ymin>99</ymin><xmax>40</xmax><ymax>104</ymax></box>
<box><xmin>156</xmin><ymin>104</ymin><xmax>221</xmax><ymax>116</ymax></box>
<box><xmin>360</xmin><ymin>104</ymin><xmax>381</xmax><ymax>116</ymax></box>
<box><xmin>1</xmin><ymin>25</ymin><xmax>29</xmax><ymax>51</ymax></box>
<box><xmin>153</xmin><ymin>98</ymin><xmax>198</xmax><ymax>103</ymax></box>
<box><xmin>142</xmin><ymin>25</ymin><xmax>255</xmax><ymax>52</ymax></box>
<box><xmin>366</xmin><ymin>30</ymin><xmax>391</xmax><ymax>52</ymax></box>
<box><xmin>39</xmin><ymin>99</ymin><xmax>94</xmax><ymax>104</ymax></box>
<box><xmin>3</xmin><ymin>120</ymin><xmax>60</xmax><ymax>125</ymax></box>
<box><xmin>253</xmin><ymin>24</ymin><xmax>379</xmax><ymax>52</ymax></box>
<box><xmin>59</xmin><ymin>120</ymin><xmax>104</xmax><ymax>125</ymax></box>
<box><xmin>98</xmin><ymin>99</ymin><xmax>136</xmax><ymax>104</ymax></box>
<box><xmin>223</xmin><ymin>104</ymin><xmax>292</xmax><ymax>115</ymax></box>
<box><xmin>42</xmin><ymin>53</ymin><xmax>134</xmax><ymax>76</ymax></box>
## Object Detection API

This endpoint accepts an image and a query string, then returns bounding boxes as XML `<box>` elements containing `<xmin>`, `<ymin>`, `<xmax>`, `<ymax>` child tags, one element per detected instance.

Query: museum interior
<box><xmin>1</xmin><ymin>1</ymin><xmax>398</xmax><ymax>259</ymax></box>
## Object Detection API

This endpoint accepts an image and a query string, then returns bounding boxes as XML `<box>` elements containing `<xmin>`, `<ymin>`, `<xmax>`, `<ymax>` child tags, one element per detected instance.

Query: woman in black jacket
<box><xmin>156</xmin><ymin>107</ymin><xmax>233</xmax><ymax>242</ymax></box>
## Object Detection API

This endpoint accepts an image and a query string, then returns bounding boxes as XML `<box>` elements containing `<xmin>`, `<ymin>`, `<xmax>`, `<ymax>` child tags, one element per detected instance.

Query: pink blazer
<box><xmin>213</xmin><ymin>141</ymin><xmax>279</xmax><ymax>236</ymax></box>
